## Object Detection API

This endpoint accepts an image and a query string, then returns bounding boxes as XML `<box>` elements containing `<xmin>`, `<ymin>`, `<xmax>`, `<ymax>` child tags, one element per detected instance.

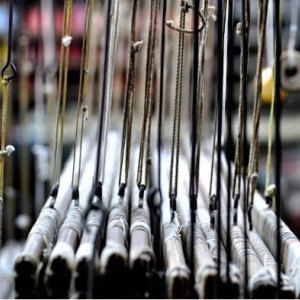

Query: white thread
<box><xmin>43</xmin><ymin>235</ymin><xmax>53</xmax><ymax>260</ymax></box>
<box><xmin>132</xmin><ymin>41</ymin><xmax>143</xmax><ymax>52</ymax></box>
<box><xmin>86</xmin><ymin>209</ymin><xmax>104</xmax><ymax>228</ymax></box>
<box><xmin>163</xmin><ymin>220</ymin><xmax>182</xmax><ymax>265</ymax></box>
<box><xmin>201</xmin><ymin>224</ymin><xmax>226</xmax><ymax>262</ymax></box>
<box><xmin>108</xmin><ymin>204</ymin><xmax>128</xmax><ymax>239</ymax></box>
<box><xmin>58</xmin><ymin>205</ymin><xmax>84</xmax><ymax>239</ymax></box>
<box><xmin>29</xmin><ymin>207</ymin><xmax>61</xmax><ymax>244</ymax></box>
<box><xmin>163</xmin><ymin>217</ymin><xmax>182</xmax><ymax>244</ymax></box>
<box><xmin>163</xmin><ymin>221</ymin><xmax>190</xmax><ymax>299</ymax></box>
<box><xmin>62</xmin><ymin>35</ymin><xmax>72</xmax><ymax>47</ymax></box>
<box><xmin>231</xmin><ymin>226</ymin><xmax>258</xmax><ymax>262</ymax></box>
<box><xmin>130</xmin><ymin>208</ymin><xmax>152</xmax><ymax>246</ymax></box>
<box><xmin>129</xmin><ymin>208</ymin><xmax>153</xmax><ymax>265</ymax></box>
<box><xmin>185</xmin><ymin>223</ymin><xmax>208</xmax><ymax>251</ymax></box>
<box><xmin>0</xmin><ymin>145</ymin><xmax>15</xmax><ymax>156</ymax></box>
<box><xmin>248</xmin><ymin>230</ymin><xmax>277</xmax><ymax>269</ymax></box>
<box><xmin>130</xmin><ymin>221</ymin><xmax>151</xmax><ymax>236</ymax></box>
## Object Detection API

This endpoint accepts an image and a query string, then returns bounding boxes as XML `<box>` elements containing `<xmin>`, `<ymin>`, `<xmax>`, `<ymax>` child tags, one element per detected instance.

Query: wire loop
<box><xmin>166</xmin><ymin>2</ymin><xmax>205</xmax><ymax>34</ymax></box>
<box><xmin>1</xmin><ymin>0</ymin><xmax>17</xmax><ymax>81</ymax></box>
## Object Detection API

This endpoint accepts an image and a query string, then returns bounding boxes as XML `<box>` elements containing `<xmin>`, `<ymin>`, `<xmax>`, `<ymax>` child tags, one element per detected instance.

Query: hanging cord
<box><xmin>84</xmin><ymin>2</ymin><xmax>120</xmax><ymax>296</ymax></box>
<box><xmin>208</xmin><ymin>0</ymin><xmax>227</xmax><ymax>229</ymax></box>
<box><xmin>232</xmin><ymin>0</ymin><xmax>250</xmax><ymax>225</ymax></box>
<box><xmin>84</xmin><ymin>0</ymin><xmax>112</xmax><ymax>217</ymax></box>
<box><xmin>246</xmin><ymin>0</ymin><xmax>269</xmax><ymax>230</ymax></box>
<box><xmin>0</xmin><ymin>0</ymin><xmax>16</xmax><ymax>267</ymax></box>
<box><xmin>196</xmin><ymin>0</ymin><xmax>215</xmax><ymax>226</ymax></box>
<box><xmin>225</xmin><ymin>0</ymin><xmax>235</xmax><ymax>286</ymax></box>
<box><xmin>98</xmin><ymin>0</ymin><xmax>121</xmax><ymax>186</ymax></box>
<box><xmin>118</xmin><ymin>0</ymin><xmax>142</xmax><ymax>198</ymax></box>
<box><xmin>216</xmin><ymin>0</ymin><xmax>227</xmax><ymax>292</ymax></box>
<box><xmin>136</xmin><ymin>0</ymin><xmax>159</xmax><ymax>208</ymax></box>
<box><xmin>189</xmin><ymin>0</ymin><xmax>204</xmax><ymax>295</ymax></box>
<box><xmin>232</xmin><ymin>25</ymin><xmax>242</xmax><ymax>225</ymax></box>
<box><xmin>168</xmin><ymin>1</ymin><xmax>187</xmax><ymax>222</ymax></box>
<box><xmin>49</xmin><ymin>0</ymin><xmax>73</xmax><ymax>208</ymax></box>
<box><xmin>208</xmin><ymin>105</ymin><xmax>218</xmax><ymax>227</ymax></box>
<box><xmin>241</xmin><ymin>0</ymin><xmax>251</xmax><ymax>297</ymax></box>
<box><xmin>167</xmin><ymin>0</ymin><xmax>205</xmax><ymax>221</ymax></box>
<box><xmin>146</xmin><ymin>0</ymin><xmax>168</xmax><ymax>272</ymax></box>
<box><xmin>71</xmin><ymin>0</ymin><xmax>94</xmax><ymax>206</ymax></box>
<box><xmin>195</xmin><ymin>0</ymin><xmax>214</xmax><ymax>194</ymax></box>
<box><xmin>166</xmin><ymin>2</ymin><xmax>205</xmax><ymax>33</ymax></box>
<box><xmin>274</xmin><ymin>0</ymin><xmax>282</xmax><ymax>295</ymax></box>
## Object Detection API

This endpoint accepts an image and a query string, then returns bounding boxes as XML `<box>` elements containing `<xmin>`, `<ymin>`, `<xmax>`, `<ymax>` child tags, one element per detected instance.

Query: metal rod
<box><xmin>156</xmin><ymin>0</ymin><xmax>167</xmax><ymax>270</ymax></box>
<box><xmin>1</xmin><ymin>0</ymin><xmax>17</xmax><ymax>81</ymax></box>
<box><xmin>189</xmin><ymin>0</ymin><xmax>199</xmax><ymax>296</ymax></box>
<box><xmin>273</xmin><ymin>0</ymin><xmax>282</xmax><ymax>295</ymax></box>
<box><xmin>241</xmin><ymin>0</ymin><xmax>249</xmax><ymax>296</ymax></box>
<box><xmin>92</xmin><ymin>0</ymin><xmax>112</xmax><ymax>203</ymax></box>
<box><xmin>226</xmin><ymin>0</ymin><xmax>235</xmax><ymax>285</ymax></box>
<box><xmin>216</xmin><ymin>0</ymin><xmax>224</xmax><ymax>293</ymax></box>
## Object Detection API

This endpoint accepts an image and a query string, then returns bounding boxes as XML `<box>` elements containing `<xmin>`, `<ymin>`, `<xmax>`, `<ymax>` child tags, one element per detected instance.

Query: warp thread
<box><xmin>231</xmin><ymin>226</ymin><xmax>258</xmax><ymax>263</ymax></box>
<box><xmin>201</xmin><ymin>224</ymin><xmax>226</xmax><ymax>262</ymax></box>
<box><xmin>184</xmin><ymin>223</ymin><xmax>208</xmax><ymax>254</ymax></box>
<box><xmin>130</xmin><ymin>208</ymin><xmax>152</xmax><ymax>246</ymax></box>
<box><xmin>163</xmin><ymin>221</ymin><xmax>190</xmax><ymax>298</ymax></box>
<box><xmin>29</xmin><ymin>207</ymin><xmax>61</xmax><ymax>245</ymax></box>
<box><xmin>107</xmin><ymin>204</ymin><xmax>129</xmax><ymax>239</ymax></box>
<box><xmin>86</xmin><ymin>208</ymin><xmax>104</xmax><ymax>228</ymax></box>
<box><xmin>58</xmin><ymin>205</ymin><xmax>84</xmax><ymax>240</ymax></box>
<box><xmin>248</xmin><ymin>230</ymin><xmax>277</xmax><ymax>269</ymax></box>
<box><xmin>129</xmin><ymin>208</ymin><xmax>154</xmax><ymax>266</ymax></box>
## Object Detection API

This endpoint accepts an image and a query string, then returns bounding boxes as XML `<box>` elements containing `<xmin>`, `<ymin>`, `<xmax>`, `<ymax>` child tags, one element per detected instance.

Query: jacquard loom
<box><xmin>1</xmin><ymin>0</ymin><xmax>300</xmax><ymax>298</ymax></box>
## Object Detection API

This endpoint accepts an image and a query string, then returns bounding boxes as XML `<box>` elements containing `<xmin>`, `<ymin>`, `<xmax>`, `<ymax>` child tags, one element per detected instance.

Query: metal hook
<box><xmin>247</xmin><ymin>207</ymin><xmax>253</xmax><ymax>231</ymax></box>
<box><xmin>147</xmin><ymin>187</ymin><xmax>163</xmax><ymax>272</ymax></box>
<box><xmin>209</xmin><ymin>194</ymin><xmax>217</xmax><ymax>228</ymax></box>
<box><xmin>170</xmin><ymin>194</ymin><xmax>177</xmax><ymax>222</ymax></box>
<box><xmin>49</xmin><ymin>183</ymin><xmax>59</xmax><ymax>208</ymax></box>
<box><xmin>1</xmin><ymin>0</ymin><xmax>17</xmax><ymax>81</ymax></box>
<box><xmin>166</xmin><ymin>3</ymin><xmax>205</xmax><ymax>34</ymax></box>
<box><xmin>233</xmin><ymin>193</ymin><xmax>240</xmax><ymax>225</ymax></box>
<box><xmin>72</xmin><ymin>185</ymin><xmax>79</xmax><ymax>207</ymax></box>
<box><xmin>138</xmin><ymin>184</ymin><xmax>145</xmax><ymax>208</ymax></box>
<box><xmin>82</xmin><ymin>182</ymin><xmax>104</xmax><ymax>232</ymax></box>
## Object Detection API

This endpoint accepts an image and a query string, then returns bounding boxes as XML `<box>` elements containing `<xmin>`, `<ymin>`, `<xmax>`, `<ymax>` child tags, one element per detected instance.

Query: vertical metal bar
<box><xmin>92</xmin><ymin>0</ymin><xmax>112</xmax><ymax>202</ymax></box>
<box><xmin>216</xmin><ymin>0</ymin><xmax>224</xmax><ymax>293</ymax></box>
<box><xmin>226</xmin><ymin>0</ymin><xmax>234</xmax><ymax>285</ymax></box>
<box><xmin>241</xmin><ymin>0</ymin><xmax>249</xmax><ymax>296</ymax></box>
<box><xmin>190</xmin><ymin>0</ymin><xmax>199</xmax><ymax>297</ymax></box>
<box><xmin>156</xmin><ymin>0</ymin><xmax>167</xmax><ymax>270</ymax></box>
<box><xmin>273</xmin><ymin>0</ymin><xmax>282</xmax><ymax>295</ymax></box>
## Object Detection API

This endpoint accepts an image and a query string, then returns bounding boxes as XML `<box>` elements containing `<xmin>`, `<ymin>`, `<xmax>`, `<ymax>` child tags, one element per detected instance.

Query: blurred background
<box><xmin>0</xmin><ymin>0</ymin><xmax>300</xmax><ymax>298</ymax></box>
